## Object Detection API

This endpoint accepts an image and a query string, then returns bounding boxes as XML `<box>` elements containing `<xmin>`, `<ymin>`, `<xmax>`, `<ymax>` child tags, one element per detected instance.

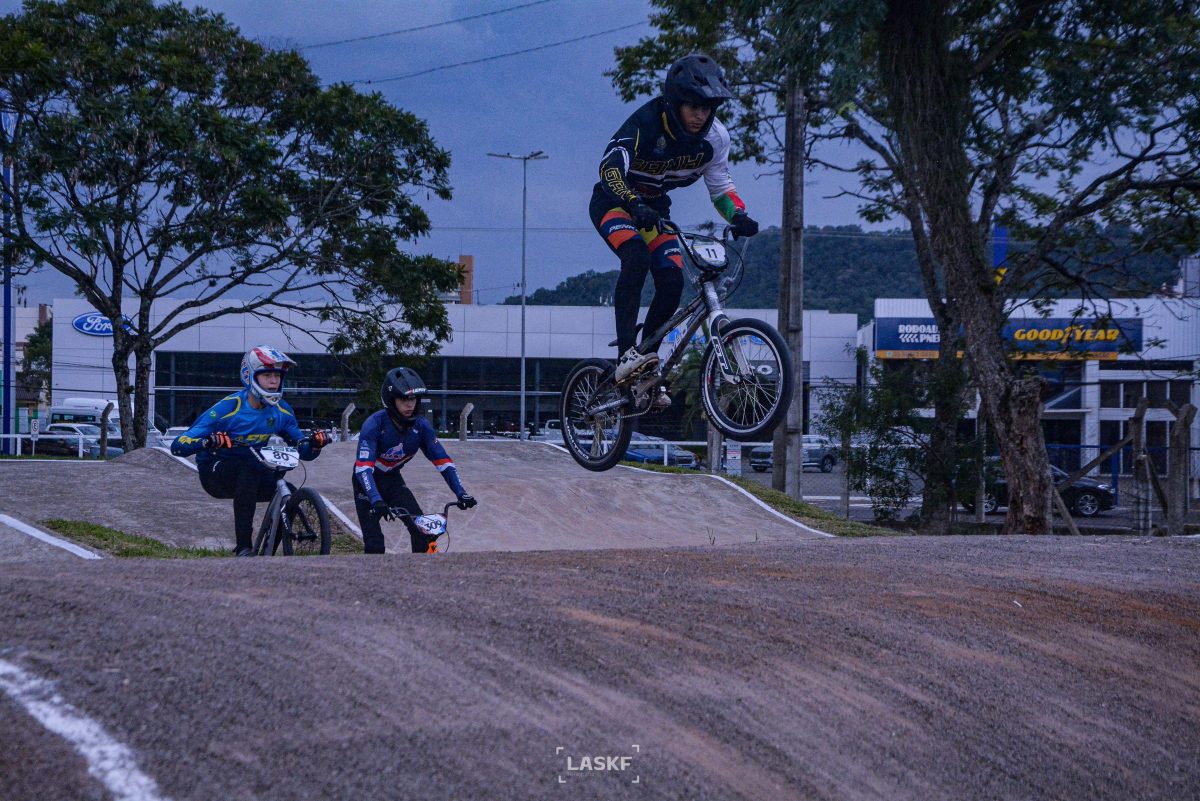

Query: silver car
<box><xmin>749</xmin><ymin>435</ymin><xmax>838</xmax><ymax>473</ymax></box>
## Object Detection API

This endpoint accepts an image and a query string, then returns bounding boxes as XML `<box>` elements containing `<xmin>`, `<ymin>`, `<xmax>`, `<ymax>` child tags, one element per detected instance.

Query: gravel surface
<box><xmin>2</xmin><ymin>535</ymin><xmax>1198</xmax><ymax>800</ymax></box>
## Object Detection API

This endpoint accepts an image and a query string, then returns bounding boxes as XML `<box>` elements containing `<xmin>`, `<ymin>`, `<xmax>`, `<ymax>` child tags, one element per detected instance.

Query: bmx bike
<box><xmin>384</xmin><ymin>499</ymin><xmax>472</xmax><ymax>554</ymax></box>
<box><xmin>249</xmin><ymin>443</ymin><xmax>332</xmax><ymax>556</ymax></box>
<box><xmin>560</xmin><ymin>220</ymin><xmax>794</xmax><ymax>472</ymax></box>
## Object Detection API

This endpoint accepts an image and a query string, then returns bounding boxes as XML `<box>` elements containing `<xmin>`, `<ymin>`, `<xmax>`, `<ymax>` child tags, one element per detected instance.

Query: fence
<box><xmin>0</xmin><ymin>433</ymin><xmax>91</xmax><ymax>459</ymax></box>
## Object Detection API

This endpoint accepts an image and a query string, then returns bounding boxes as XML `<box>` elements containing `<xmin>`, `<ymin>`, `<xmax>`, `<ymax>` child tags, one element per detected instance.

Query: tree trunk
<box><xmin>131</xmin><ymin>343</ymin><xmax>153</xmax><ymax>449</ymax></box>
<box><xmin>110</xmin><ymin>338</ymin><xmax>135</xmax><ymax>452</ymax></box>
<box><xmin>774</xmin><ymin>71</ymin><xmax>806</xmax><ymax>499</ymax></box>
<box><xmin>920</xmin><ymin>353</ymin><xmax>968</xmax><ymax>532</ymax></box>
<box><xmin>880</xmin><ymin>0</ymin><xmax>1055</xmax><ymax>534</ymax></box>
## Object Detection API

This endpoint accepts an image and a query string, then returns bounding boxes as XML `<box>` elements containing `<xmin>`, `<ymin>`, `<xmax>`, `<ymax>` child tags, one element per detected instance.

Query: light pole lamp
<box><xmin>486</xmin><ymin>149</ymin><xmax>547</xmax><ymax>439</ymax></box>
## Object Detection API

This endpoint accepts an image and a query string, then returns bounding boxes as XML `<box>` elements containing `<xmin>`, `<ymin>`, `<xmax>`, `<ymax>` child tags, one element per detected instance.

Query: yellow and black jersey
<box><xmin>594</xmin><ymin>97</ymin><xmax>745</xmax><ymax>221</ymax></box>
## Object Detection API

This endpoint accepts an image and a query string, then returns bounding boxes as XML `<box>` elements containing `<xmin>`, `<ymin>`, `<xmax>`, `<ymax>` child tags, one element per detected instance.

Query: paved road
<box><xmin>2</xmin><ymin>536</ymin><xmax>1198</xmax><ymax>800</ymax></box>
<box><xmin>739</xmin><ymin>464</ymin><xmax>1141</xmax><ymax>529</ymax></box>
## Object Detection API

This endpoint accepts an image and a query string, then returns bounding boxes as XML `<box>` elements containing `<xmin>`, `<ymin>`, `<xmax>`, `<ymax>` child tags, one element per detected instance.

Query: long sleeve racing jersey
<box><xmin>594</xmin><ymin>97</ymin><xmax>747</xmax><ymax>222</ymax></box>
<box><xmin>353</xmin><ymin>410</ymin><xmax>466</xmax><ymax>504</ymax></box>
<box><xmin>170</xmin><ymin>389</ymin><xmax>319</xmax><ymax>466</ymax></box>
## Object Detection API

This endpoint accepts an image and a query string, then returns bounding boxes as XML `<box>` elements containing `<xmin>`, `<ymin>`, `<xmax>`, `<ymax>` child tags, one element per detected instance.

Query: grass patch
<box><xmin>330</xmin><ymin>531</ymin><xmax>363</xmax><ymax>555</ymax></box>
<box><xmin>619</xmin><ymin>462</ymin><xmax>897</xmax><ymax>537</ymax></box>
<box><xmin>42</xmin><ymin>520</ymin><xmax>227</xmax><ymax>558</ymax></box>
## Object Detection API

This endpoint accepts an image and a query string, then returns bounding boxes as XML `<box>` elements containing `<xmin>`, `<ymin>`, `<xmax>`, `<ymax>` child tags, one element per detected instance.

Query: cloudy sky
<box><xmin>8</xmin><ymin>0</ymin><xmax>874</xmax><ymax>305</ymax></box>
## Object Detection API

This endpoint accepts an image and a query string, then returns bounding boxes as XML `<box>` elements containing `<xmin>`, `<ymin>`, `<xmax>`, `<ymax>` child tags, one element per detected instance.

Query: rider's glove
<box><xmin>310</xmin><ymin>430</ymin><xmax>331</xmax><ymax>450</ymax></box>
<box><xmin>371</xmin><ymin>500</ymin><xmax>392</xmax><ymax>521</ymax></box>
<box><xmin>202</xmin><ymin>431</ymin><xmax>233</xmax><ymax>450</ymax></box>
<box><xmin>628</xmin><ymin>200</ymin><xmax>660</xmax><ymax>231</ymax></box>
<box><xmin>457</xmin><ymin>493</ymin><xmax>477</xmax><ymax>510</ymax></box>
<box><xmin>730</xmin><ymin>212</ymin><xmax>759</xmax><ymax>239</ymax></box>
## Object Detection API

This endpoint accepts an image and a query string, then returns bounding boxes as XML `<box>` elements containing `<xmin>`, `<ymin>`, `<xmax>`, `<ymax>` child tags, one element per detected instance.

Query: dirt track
<box><xmin>2</xmin><ymin>535</ymin><xmax>1199</xmax><ymax>800</ymax></box>
<box><xmin>0</xmin><ymin>441</ymin><xmax>823</xmax><ymax>552</ymax></box>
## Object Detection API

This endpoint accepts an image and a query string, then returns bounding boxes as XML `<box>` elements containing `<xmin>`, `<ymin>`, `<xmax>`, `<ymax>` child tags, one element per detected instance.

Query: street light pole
<box><xmin>487</xmin><ymin>149</ymin><xmax>547</xmax><ymax>439</ymax></box>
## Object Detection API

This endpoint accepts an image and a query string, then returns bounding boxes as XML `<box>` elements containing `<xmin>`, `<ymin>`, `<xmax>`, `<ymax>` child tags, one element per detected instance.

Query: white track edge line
<box><xmin>0</xmin><ymin>658</ymin><xmax>174</xmax><ymax>801</ymax></box>
<box><xmin>533</xmin><ymin>440</ymin><xmax>834</xmax><ymax>538</ymax></box>
<box><xmin>152</xmin><ymin>446</ymin><xmax>197</xmax><ymax>471</ymax></box>
<box><xmin>321</xmin><ymin>496</ymin><xmax>363</xmax><ymax>539</ymax></box>
<box><xmin>0</xmin><ymin>514</ymin><xmax>103</xmax><ymax>559</ymax></box>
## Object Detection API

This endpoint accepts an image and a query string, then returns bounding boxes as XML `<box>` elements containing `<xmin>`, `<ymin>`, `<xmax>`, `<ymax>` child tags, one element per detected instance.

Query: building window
<box><xmin>1170</xmin><ymin>380</ymin><xmax>1192</xmax><ymax>406</ymax></box>
<box><xmin>1100</xmin><ymin>382</ymin><xmax>1121</xmax><ymax>408</ymax></box>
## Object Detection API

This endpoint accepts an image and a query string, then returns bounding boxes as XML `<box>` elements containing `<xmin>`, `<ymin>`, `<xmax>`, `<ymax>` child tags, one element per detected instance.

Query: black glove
<box><xmin>457</xmin><ymin>494</ymin><xmax>477</xmax><ymax>510</ymax></box>
<box><xmin>730</xmin><ymin>212</ymin><xmax>759</xmax><ymax>239</ymax></box>
<box><xmin>202</xmin><ymin>431</ymin><xmax>233</xmax><ymax>450</ymax></box>
<box><xmin>371</xmin><ymin>501</ymin><xmax>392</xmax><ymax>521</ymax></box>
<box><xmin>310</xmin><ymin>430</ymin><xmax>331</xmax><ymax>450</ymax></box>
<box><xmin>628</xmin><ymin>200</ymin><xmax>660</xmax><ymax>231</ymax></box>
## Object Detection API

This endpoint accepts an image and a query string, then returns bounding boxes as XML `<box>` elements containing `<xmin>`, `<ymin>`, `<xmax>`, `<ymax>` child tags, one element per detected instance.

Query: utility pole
<box><xmin>772</xmin><ymin>74</ymin><xmax>807</xmax><ymax>499</ymax></box>
<box><xmin>487</xmin><ymin>150</ymin><xmax>547</xmax><ymax>439</ymax></box>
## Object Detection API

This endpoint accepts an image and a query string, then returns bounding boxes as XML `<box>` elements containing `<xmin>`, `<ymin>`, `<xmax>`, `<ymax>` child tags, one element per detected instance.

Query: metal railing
<box><xmin>0</xmin><ymin>432</ymin><xmax>90</xmax><ymax>459</ymax></box>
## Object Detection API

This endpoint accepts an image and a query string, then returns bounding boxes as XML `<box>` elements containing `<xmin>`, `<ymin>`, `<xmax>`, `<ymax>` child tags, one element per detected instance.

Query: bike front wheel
<box><xmin>283</xmin><ymin>487</ymin><xmax>332</xmax><ymax>555</ymax></box>
<box><xmin>701</xmin><ymin>318</ymin><xmax>794</xmax><ymax>440</ymax></box>
<box><xmin>560</xmin><ymin>358</ymin><xmax>634</xmax><ymax>472</ymax></box>
<box><xmin>253</xmin><ymin>495</ymin><xmax>283</xmax><ymax>556</ymax></box>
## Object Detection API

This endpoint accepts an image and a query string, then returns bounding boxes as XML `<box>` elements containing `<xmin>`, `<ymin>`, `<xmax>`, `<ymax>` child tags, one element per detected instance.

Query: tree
<box><xmin>0</xmin><ymin>0</ymin><xmax>460</xmax><ymax>448</ymax></box>
<box><xmin>20</xmin><ymin>316</ymin><xmax>51</xmax><ymax>399</ymax></box>
<box><xmin>818</xmin><ymin>0</ymin><xmax>1200</xmax><ymax>533</ymax></box>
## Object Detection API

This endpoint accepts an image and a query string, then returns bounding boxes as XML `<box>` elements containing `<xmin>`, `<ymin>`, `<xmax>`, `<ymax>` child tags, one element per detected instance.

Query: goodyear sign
<box><xmin>875</xmin><ymin>317</ymin><xmax>1143</xmax><ymax>360</ymax></box>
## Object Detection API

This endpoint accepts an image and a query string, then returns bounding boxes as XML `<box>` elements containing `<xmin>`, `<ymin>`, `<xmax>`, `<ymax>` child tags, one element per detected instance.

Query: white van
<box><xmin>48</xmin><ymin>398</ymin><xmax>161</xmax><ymax>441</ymax></box>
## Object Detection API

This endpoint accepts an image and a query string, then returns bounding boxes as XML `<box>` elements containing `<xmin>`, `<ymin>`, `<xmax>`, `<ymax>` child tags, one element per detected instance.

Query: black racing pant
<box><xmin>199</xmin><ymin>458</ymin><xmax>290</xmax><ymax>552</ymax></box>
<box><xmin>589</xmin><ymin>189</ymin><xmax>684</xmax><ymax>355</ymax></box>
<box><xmin>353</xmin><ymin>471</ymin><xmax>434</xmax><ymax>554</ymax></box>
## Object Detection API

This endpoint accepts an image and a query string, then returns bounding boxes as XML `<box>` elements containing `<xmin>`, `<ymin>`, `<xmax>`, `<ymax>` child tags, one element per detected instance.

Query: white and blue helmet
<box><xmin>240</xmin><ymin>346</ymin><xmax>296</xmax><ymax>407</ymax></box>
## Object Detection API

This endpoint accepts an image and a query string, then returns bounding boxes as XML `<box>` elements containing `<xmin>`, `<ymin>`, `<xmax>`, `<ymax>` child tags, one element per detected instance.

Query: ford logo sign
<box><xmin>72</xmin><ymin>312</ymin><xmax>128</xmax><ymax>337</ymax></box>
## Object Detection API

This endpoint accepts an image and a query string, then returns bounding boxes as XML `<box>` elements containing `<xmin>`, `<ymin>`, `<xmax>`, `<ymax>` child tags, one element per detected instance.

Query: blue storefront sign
<box><xmin>72</xmin><ymin>312</ymin><xmax>132</xmax><ymax>337</ymax></box>
<box><xmin>875</xmin><ymin>317</ymin><xmax>1143</xmax><ymax>360</ymax></box>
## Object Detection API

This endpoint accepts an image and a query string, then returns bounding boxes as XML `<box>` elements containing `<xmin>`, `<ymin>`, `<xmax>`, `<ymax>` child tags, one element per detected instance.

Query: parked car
<box><xmin>24</xmin><ymin>423</ymin><xmax>125</xmax><ymax>459</ymax></box>
<box><xmin>749</xmin><ymin>435</ymin><xmax>837</xmax><ymax>473</ymax></box>
<box><xmin>623</xmin><ymin>433</ymin><xmax>699</xmax><ymax>469</ymax></box>
<box><xmin>961</xmin><ymin>459</ymin><xmax>1115</xmax><ymax>517</ymax></box>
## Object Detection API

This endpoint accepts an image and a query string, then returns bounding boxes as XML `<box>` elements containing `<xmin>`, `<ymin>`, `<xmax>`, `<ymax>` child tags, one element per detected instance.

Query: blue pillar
<box><xmin>2</xmin><ymin>111</ymin><xmax>13</xmax><ymax>455</ymax></box>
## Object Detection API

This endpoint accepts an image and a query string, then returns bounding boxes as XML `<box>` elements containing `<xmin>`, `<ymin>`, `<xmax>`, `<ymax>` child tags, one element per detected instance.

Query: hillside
<box><xmin>504</xmin><ymin>225</ymin><xmax>1181</xmax><ymax>321</ymax></box>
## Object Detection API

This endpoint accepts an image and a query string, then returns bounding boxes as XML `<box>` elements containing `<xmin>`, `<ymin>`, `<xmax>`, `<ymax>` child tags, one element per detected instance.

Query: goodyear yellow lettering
<box><xmin>1106</xmin><ymin>329</ymin><xmax>1118</xmax><ymax>341</ymax></box>
<box><xmin>244</xmin><ymin>433</ymin><xmax>270</xmax><ymax>443</ymax></box>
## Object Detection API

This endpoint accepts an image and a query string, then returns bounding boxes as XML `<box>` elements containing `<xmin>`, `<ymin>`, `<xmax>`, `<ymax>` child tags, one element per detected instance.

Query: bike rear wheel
<box><xmin>282</xmin><ymin>487</ymin><xmax>332</xmax><ymax>555</ymax></box>
<box><xmin>701</xmin><ymin>318</ymin><xmax>793</xmax><ymax>440</ymax></box>
<box><xmin>560</xmin><ymin>358</ymin><xmax>634</xmax><ymax>472</ymax></box>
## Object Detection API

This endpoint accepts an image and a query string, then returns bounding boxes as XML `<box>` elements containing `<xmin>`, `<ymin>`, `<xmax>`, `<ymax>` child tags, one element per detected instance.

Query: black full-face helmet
<box><xmin>381</xmin><ymin>367</ymin><xmax>426</xmax><ymax>430</ymax></box>
<box><xmin>662</xmin><ymin>53</ymin><xmax>734</xmax><ymax>140</ymax></box>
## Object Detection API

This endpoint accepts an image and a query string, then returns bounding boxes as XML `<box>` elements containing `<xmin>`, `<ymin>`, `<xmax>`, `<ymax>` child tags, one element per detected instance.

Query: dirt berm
<box><xmin>0</xmin><ymin>441</ymin><xmax>822</xmax><ymax>551</ymax></box>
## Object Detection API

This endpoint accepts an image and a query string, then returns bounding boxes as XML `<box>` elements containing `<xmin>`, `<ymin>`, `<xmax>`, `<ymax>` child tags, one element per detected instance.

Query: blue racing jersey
<box><xmin>170</xmin><ymin>389</ymin><xmax>319</xmax><ymax>466</ymax></box>
<box><xmin>353</xmin><ymin>410</ymin><xmax>465</xmax><ymax>504</ymax></box>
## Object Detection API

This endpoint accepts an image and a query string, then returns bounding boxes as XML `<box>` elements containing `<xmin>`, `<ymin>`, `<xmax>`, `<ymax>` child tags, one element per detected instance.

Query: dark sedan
<box><xmin>961</xmin><ymin>462</ymin><xmax>1115</xmax><ymax>517</ymax></box>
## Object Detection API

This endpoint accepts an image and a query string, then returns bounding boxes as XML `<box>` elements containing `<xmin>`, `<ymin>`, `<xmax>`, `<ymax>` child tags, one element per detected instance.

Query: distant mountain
<box><xmin>503</xmin><ymin>225</ymin><xmax>1181</xmax><ymax>321</ymax></box>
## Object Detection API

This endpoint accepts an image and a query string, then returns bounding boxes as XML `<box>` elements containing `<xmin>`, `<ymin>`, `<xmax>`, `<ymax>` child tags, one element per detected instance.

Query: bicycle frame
<box><xmin>613</xmin><ymin>222</ymin><xmax>750</xmax><ymax>414</ymax></box>
<box><xmin>250</xmin><ymin>447</ymin><xmax>296</xmax><ymax>554</ymax></box>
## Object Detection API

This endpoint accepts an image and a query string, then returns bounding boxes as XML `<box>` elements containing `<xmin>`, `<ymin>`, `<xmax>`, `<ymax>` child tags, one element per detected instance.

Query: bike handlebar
<box><xmin>385</xmin><ymin>499</ymin><xmax>469</xmax><ymax>520</ymax></box>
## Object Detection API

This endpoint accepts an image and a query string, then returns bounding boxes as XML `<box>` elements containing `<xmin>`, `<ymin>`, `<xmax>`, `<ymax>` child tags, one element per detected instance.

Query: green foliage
<box><xmin>20</xmin><ymin>317</ymin><xmax>52</xmax><ymax>398</ymax></box>
<box><xmin>1</xmin><ymin>0</ymin><xmax>459</xmax><ymax>447</ymax></box>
